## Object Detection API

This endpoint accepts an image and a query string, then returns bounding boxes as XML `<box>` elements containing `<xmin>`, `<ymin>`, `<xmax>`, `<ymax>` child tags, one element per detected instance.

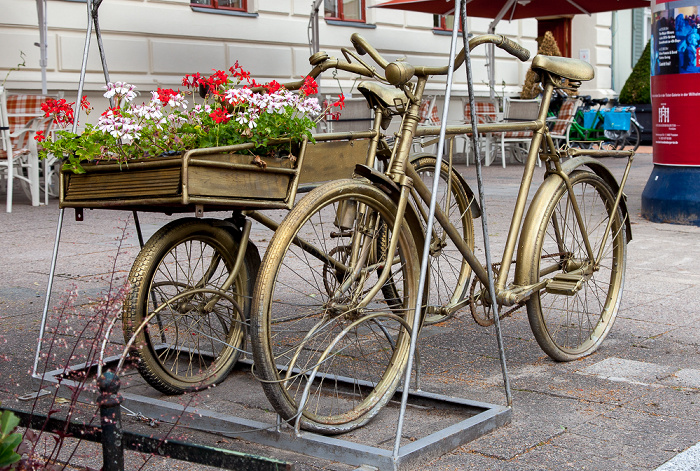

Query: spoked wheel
<box><xmin>510</xmin><ymin>143</ymin><xmax>529</xmax><ymax>164</ymax></box>
<box><xmin>518</xmin><ymin>171</ymin><xmax>626</xmax><ymax>361</ymax></box>
<box><xmin>410</xmin><ymin>155</ymin><xmax>475</xmax><ymax>325</ymax></box>
<box><xmin>251</xmin><ymin>179</ymin><xmax>421</xmax><ymax>434</ymax></box>
<box><xmin>123</xmin><ymin>218</ymin><xmax>260</xmax><ymax>394</ymax></box>
<box><xmin>612</xmin><ymin>122</ymin><xmax>641</xmax><ymax>152</ymax></box>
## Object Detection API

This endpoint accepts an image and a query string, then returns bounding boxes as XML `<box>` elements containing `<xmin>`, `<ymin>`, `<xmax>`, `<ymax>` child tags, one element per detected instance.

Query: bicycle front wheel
<box><xmin>520</xmin><ymin>171</ymin><xmax>626</xmax><ymax>361</ymax></box>
<box><xmin>123</xmin><ymin>218</ymin><xmax>259</xmax><ymax>394</ymax></box>
<box><xmin>411</xmin><ymin>155</ymin><xmax>474</xmax><ymax>324</ymax></box>
<box><xmin>251</xmin><ymin>179</ymin><xmax>420</xmax><ymax>434</ymax></box>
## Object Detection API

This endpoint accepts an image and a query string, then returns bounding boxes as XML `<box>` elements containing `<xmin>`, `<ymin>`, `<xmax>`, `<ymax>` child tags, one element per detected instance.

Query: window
<box><xmin>325</xmin><ymin>0</ymin><xmax>365</xmax><ymax>23</ymax></box>
<box><xmin>433</xmin><ymin>15</ymin><xmax>463</xmax><ymax>32</ymax></box>
<box><xmin>191</xmin><ymin>0</ymin><xmax>246</xmax><ymax>12</ymax></box>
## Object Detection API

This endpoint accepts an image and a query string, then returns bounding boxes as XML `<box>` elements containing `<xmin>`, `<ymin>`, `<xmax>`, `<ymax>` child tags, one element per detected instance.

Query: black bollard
<box><xmin>98</xmin><ymin>371</ymin><xmax>124</xmax><ymax>471</ymax></box>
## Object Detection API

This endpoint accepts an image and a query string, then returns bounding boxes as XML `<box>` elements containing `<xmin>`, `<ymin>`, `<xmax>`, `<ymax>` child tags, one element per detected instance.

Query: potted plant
<box><xmin>618</xmin><ymin>40</ymin><xmax>651</xmax><ymax>144</ymax></box>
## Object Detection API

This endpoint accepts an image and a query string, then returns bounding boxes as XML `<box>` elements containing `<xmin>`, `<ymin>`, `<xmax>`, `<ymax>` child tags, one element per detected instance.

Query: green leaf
<box><xmin>0</xmin><ymin>411</ymin><xmax>19</xmax><ymax>437</ymax></box>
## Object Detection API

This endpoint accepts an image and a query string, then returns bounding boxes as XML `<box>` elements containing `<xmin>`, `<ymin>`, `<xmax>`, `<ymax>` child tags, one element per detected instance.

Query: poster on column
<box><xmin>651</xmin><ymin>3</ymin><xmax>700</xmax><ymax>165</ymax></box>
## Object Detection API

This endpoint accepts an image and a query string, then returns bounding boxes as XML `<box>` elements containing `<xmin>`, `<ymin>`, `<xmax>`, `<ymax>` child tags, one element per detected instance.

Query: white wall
<box><xmin>572</xmin><ymin>12</ymin><xmax>615</xmax><ymax>98</ymax></box>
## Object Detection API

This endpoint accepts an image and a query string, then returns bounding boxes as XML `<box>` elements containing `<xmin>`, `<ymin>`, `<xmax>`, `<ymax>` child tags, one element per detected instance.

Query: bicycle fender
<box><xmin>408</xmin><ymin>153</ymin><xmax>482</xmax><ymax>219</ymax></box>
<box><xmin>561</xmin><ymin>156</ymin><xmax>632</xmax><ymax>243</ymax></box>
<box><xmin>354</xmin><ymin>164</ymin><xmax>426</xmax><ymax>255</ymax></box>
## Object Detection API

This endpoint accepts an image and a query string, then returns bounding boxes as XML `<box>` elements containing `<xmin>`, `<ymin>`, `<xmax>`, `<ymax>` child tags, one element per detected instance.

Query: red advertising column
<box><xmin>642</xmin><ymin>0</ymin><xmax>700</xmax><ymax>225</ymax></box>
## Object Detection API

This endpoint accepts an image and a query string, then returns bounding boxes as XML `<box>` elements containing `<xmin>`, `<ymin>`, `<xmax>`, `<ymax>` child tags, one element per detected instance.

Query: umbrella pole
<box><xmin>36</xmin><ymin>0</ymin><xmax>48</xmax><ymax>95</ymax></box>
<box><xmin>461</xmin><ymin>0</ymin><xmax>512</xmax><ymax>407</ymax></box>
<box><xmin>392</xmin><ymin>0</ymin><xmax>463</xmax><ymax>461</ymax></box>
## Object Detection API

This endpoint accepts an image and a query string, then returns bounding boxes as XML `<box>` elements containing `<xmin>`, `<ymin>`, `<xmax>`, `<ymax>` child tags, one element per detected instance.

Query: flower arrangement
<box><xmin>38</xmin><ymin>63</ymin><xmax>344</xmax><ymax>174</ymax></box>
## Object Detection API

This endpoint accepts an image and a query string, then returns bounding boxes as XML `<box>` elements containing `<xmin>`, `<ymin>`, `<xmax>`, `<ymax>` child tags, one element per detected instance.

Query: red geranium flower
<box><xmin>209</xmin><ymin>108</ymin><xmax>230</xmax><ymax>124</ymax></box>
<box><xmin>333</xmin><ymin>94</ymin><xmax>345</xmax><ymax>110</ymax></box>
<box><xmin>265</xmin><ymin>80</ymin><xmax>282</xmax><ymax>94</ymax></box>
<box><xmin>300</xmin><ymin>76</ymin><xmax>318</xmax><ymax>96</ymax></box>
<box><xmin>156</xmin><ymin>88</ymin><xmax>177</xmax><ymax>106</ymax></box>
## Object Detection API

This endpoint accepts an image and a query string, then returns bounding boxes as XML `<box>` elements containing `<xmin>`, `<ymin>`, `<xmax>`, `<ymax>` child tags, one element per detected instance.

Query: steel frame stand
<box><xmin>34</xmin><ymin>357</ymin><xmax>510</xmax><ymax>471</ymax></box>
<box><xmin>33</xmin><ymin>0</ymin><xmax>513</xmax><ymax>469</ymax></box>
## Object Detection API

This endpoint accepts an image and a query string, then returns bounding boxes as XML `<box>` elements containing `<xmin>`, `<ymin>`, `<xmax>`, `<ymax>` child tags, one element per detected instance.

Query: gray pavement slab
<box><xmin>1</xmin><ymin>149</ymin><xmax>700</xmax><ymax>470</ymax></box>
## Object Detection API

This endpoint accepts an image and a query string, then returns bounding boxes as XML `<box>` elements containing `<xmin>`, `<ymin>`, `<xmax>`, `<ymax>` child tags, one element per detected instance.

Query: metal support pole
<box><xmin>392</xmin><ymin>0</ymin><xmax>462</xmax><ymax>460</ymax></box>
<box><xmin>98</xmin><ymin>371</ymin><xmax>125</xmax><ymax>471</ymax></box>
<box><xmin>34</xmin><ymin>0</ymin><xmax>93</xmax><ymax>380</ymax></box>
<box><xmin>461</xmin><ymin>0</ymin><xmax>512</xmax><ymax>406</ymax></box>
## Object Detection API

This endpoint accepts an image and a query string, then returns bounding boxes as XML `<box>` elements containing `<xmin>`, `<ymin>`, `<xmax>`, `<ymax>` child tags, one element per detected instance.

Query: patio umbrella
<box><xmin>375</xmin><ymin>0</ymin><xmax>650</xmax><ymax>97</ymax></box>
<box><xmin>374</xmin><ymin>0</ymin><xmax>650</xmax><ymax>19</ymax></box>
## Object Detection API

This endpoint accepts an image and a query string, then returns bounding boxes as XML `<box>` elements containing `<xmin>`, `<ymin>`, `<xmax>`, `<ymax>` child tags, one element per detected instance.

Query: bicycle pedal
<box><xmin>546</xmin><ymin>273</ymin><xmax>586</xmax><ymax>296</ymax></box>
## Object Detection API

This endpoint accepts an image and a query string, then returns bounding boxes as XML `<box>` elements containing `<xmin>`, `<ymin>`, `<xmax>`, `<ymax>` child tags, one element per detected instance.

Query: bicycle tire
<box><xmin>410</xmin><ymin>155</ymin><xmax>475</xmax><ymax>324</ymax></box>
<box><xmin>518</xmin><ymin>171</ymin><xmax>626</xmax><ymax>361</ymax></box>
<box><xmin>123</xmin><ymin>218</ymin><xmax>260</xmax><ymax>394</ymax></box>
<box><xmin>251</xmin><ymin>179</ymin><xmax>420</xmax><ymax>434</ymax></box>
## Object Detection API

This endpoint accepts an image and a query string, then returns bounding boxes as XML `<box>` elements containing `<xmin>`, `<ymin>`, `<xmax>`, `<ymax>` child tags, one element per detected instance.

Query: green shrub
<box><xmin>619</xmin><ymin>40</ymin><xmax>651</xmax><ymax>104</ymax></box>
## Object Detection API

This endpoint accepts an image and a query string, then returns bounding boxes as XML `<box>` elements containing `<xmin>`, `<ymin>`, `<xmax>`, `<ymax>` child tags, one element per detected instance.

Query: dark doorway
<box><xmin>538</xmin><ymin>17</ymin><xmax>572</xmax><ymax>57</ymax></box>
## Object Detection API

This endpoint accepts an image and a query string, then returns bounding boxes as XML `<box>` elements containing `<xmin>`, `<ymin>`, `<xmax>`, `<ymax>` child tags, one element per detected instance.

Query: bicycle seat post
<box><xmin>388</xmin><ymin>78</ymin><xmax>427</xmax><ymax>181</ymax></box>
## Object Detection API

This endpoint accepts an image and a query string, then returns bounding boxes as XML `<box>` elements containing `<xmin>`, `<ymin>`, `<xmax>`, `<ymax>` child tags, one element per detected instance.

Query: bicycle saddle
<box><xmin>357</xmin><ymin>81</ymin><xmax>409</xmax><ymax>111</ymax></box>
<box><xmin>531</xmin><ymin>55</ymin><xmax>595</xmax><ymax>82</ymax></box>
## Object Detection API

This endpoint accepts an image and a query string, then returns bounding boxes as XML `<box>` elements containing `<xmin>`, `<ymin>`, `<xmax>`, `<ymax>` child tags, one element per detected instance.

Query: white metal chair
<box><xmin>498</xmin><ymin>97</ymin><xmax>540</xmax><ymax>168</ymax></box>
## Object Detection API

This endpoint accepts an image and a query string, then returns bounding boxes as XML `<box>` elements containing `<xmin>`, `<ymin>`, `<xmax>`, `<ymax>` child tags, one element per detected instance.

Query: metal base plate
<box><xmin>34</xmin><ymin>356</ymin><xmax>511</xmax><ymax>471</ymax></box>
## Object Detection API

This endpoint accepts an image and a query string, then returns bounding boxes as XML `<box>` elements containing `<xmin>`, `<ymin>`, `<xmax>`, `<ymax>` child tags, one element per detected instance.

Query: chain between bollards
<box><xmin>98</xmin><ymin>371</ymin><xmax>125</xmax><ymax>471</ymax></box>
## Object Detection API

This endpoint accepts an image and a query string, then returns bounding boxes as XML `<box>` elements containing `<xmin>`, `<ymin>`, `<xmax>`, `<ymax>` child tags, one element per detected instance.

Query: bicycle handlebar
<box><xmin>350</xmin><ymin>33</ymin><xmax>529</xmax><ymax>86</ymax></box>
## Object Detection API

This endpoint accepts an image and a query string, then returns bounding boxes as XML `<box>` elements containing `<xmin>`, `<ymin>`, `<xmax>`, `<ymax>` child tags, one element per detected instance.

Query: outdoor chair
<box><xmin>461</xmin><ymin>98</ymin><xmax>499</xmax><ymax>166</ymax></box>
<box><xmin>0</xmin><ymin>88</ymin><xmax>55</xmax><ymax>211</ymax></box>
<box><xmin>412</xmin><ymin>96</ymin><xmax>442</xmax><ymax>154</ymax></box>
<box><xmin>498</xmin><ymin>97</ymin><xmax>540</xmax><ymax>168</ymax></box>
<box><xmin>549</xmin><ymin>97</ymin><xmax>582</xmax><ymax>150</ymax></box>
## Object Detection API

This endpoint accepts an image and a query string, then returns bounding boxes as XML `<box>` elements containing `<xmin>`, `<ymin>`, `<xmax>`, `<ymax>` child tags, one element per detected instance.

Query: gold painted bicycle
<box><xmin>248</xmin><ymin>33</ymin><xmax>634</xmax><ymax>434</ymax></box>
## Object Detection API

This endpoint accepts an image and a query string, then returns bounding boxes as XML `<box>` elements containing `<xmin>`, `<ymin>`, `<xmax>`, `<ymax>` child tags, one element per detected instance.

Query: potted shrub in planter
<box><xmin>619</xmin><ymin>40</ymin><xmax>652</xmax><ymax>144</ymax></box>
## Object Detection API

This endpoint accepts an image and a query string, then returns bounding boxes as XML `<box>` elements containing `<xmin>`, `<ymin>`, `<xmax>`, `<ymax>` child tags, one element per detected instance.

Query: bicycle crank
<box><xmin>468</xmin><ymin>264</ymin><xmax>522</xmax><ymax>327</ymax></box>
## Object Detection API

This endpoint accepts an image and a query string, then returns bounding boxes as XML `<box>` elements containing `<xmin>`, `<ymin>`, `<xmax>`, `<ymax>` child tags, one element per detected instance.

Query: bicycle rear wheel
<box><xmin>251</xmin><ymin>179</ymin><xmax>420</xmax><ymax>434</ymax></box>
<box><xmin>613</xmin><ymin>121</ymin><xmax>641</xmax><ymax>152</ymax></box>
<box><xmin>518</xmin><ymin>171</ymin><xmax>626</xmax><ymax>361</ymax></box>
<box><xmin>123</xmin><ymin>218</ymin><xmax>260</xmax><ymax>394</ymax></box>
<box><xmin>410</xmin><ymin>155</ymin><xmax>474</xmax><ymax>324</ymax></box>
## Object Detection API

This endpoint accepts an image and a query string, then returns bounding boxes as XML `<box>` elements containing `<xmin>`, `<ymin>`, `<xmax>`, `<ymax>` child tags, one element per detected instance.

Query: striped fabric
<box><xmin>503</xmin><ymin>130</ymin><xmax>532</xmax><ymax>138</ymax></box>
<box><xmin>419</xmin><ymin>99</ymin><xmax>440</xmax><ymax>125</ymax></box>
<box><xmin>463</xmin><ymin>101</ymin><xmax>497</xmax><ymax>124</ymax></box>
<box><xmin>550</xmin><ymin>98</ymin><xmax>579</xmax><ymax>136</ymax></box>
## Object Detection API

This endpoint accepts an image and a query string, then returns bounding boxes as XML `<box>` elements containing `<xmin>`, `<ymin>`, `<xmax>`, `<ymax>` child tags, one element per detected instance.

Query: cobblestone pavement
<box><xmin>1</xmin><ymin>148</ymin><xmax>698</xmax><ymax>470</ymax></box>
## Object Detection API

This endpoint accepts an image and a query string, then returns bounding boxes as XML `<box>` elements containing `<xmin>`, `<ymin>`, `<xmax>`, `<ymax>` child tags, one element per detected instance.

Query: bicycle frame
<box><xmin>357</xmin><ymin>72</ymin><xmax>633</xmax><ymax>311</ymax></box>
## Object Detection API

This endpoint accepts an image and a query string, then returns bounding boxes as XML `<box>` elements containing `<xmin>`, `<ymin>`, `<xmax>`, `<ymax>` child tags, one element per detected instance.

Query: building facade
<box><xmin>1</xmin><ymin>0</ymin><xmax>648</xmax><ymax>124</ymax></box>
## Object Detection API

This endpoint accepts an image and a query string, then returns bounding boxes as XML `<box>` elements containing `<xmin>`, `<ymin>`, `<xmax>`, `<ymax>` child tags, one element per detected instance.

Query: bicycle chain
<box><xmin>468</xmin><ymin>262</ymin><xmax>522</xmax><ymax>327</ymax></box>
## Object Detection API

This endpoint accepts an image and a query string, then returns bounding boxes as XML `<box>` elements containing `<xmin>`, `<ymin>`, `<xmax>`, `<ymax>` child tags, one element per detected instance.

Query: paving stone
<box><xmin>578</xmin><ymin>357</ymin><xmax>677</xmax><ymax>386</ymax></box>
<box><xmin>661</xmin><ymin>368</ymin><xmax>700</xmax><ymax>389</ymax></box>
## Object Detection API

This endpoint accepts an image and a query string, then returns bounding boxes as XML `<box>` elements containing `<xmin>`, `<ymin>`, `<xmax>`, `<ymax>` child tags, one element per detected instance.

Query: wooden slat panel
<box><xmin>298</xmin><ymin>140</ymin><xmax>369</xmax><ymax>185</ymax></box>
<box><xmin>64</xmin><ymin>168</ymin><xmax>181</xmax><ymax>201</ymax></box>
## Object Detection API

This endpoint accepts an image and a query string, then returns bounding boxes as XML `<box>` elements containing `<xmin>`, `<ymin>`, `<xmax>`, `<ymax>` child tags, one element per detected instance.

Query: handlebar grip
<box><xmin>350</xmin><ymin>34</ymin><xmax>367</xmax><ymax>56</ymax></box>
<box><xmin>497</xmin><ymin>37</ymin><xmax>530</xmax><ymax>62</ymax></box>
